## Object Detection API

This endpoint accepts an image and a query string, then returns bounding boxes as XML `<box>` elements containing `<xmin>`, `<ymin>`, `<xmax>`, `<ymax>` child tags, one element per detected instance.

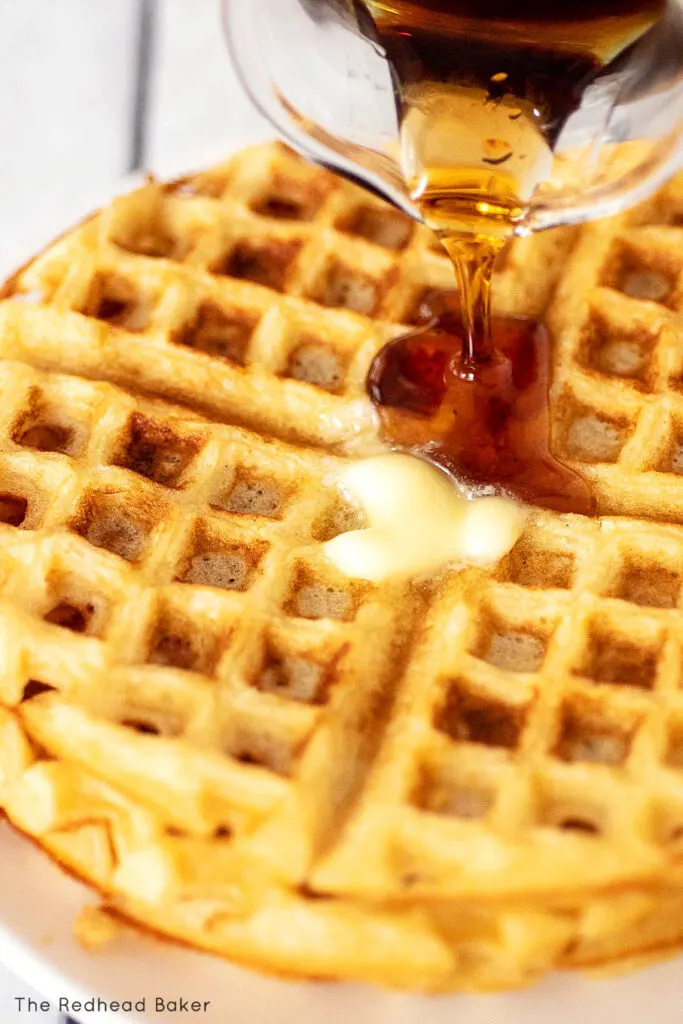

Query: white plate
<box><xmin>3</xmin><ymin>819</ymin><xmax>683</xmax><ymax>1024</ymax></box>
<box><xmin>2</xmin><ymin>146</ymin><xmax>683</xmax><ymax>1024</ymax></box>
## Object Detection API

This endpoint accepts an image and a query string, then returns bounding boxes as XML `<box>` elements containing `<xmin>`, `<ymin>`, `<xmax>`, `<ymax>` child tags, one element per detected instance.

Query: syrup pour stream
<box><xmin>362</xmin><ymin>0</ymin><xmax>664</xmax><ymax>515</ymax></box>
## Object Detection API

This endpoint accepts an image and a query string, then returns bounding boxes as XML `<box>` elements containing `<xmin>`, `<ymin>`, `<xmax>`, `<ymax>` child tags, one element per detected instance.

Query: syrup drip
<box><xmin>362</xmin><ymin>0</ymin><xmax>663</xmax><ymax>514</ymax></box>
<box><xmin>367</xmin><ymin>292</ymin><xmax>595</xmax><ymax>515</ymax></box>
<box><xmin>439</xmin><ymin>234</ymin><xmax>500</xmax><ymax>366</ymax></box>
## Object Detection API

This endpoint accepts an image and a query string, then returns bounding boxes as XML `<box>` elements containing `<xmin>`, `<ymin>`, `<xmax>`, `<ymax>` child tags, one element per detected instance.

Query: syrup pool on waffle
<box><xmin>362</xmin><ymin>0</ymin><xmax>664</xmax><ymax>513</ymax></box>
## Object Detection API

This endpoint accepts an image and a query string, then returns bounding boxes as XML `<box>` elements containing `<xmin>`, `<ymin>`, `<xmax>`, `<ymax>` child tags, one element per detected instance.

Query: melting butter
<box><xmin>324</xmin><ymin>453</ymin><xmax>527</xmax><ymax>582</ymax></box>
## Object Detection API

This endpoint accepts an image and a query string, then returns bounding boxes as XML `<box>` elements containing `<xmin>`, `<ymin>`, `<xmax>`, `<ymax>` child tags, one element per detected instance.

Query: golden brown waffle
<box><xmin>304</xmin><ymin>516</ymin><xmax>683</xmax><ymax>902</ymax></box>
<box><xmin>0</xmin><ymin>358</ymin><xmax>416</xmax><ymax>835</ymax></box>
<box><xmin>0</xmin><ymin>142</ymin><xmax>574</xmax><ymax>452</ymax></box>
<box><xmin>548</xmin><ymin>177</ymin><xmax>683</xmax><ymax>521</ymax></box>
<box><xmin>4</xmin><ymin>143</ymin><xmax>683</xmax><ymax>992</ymax></box>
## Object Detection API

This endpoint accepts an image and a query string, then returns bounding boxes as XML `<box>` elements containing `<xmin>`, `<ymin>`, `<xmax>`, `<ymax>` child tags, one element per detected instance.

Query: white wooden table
<box><xmin>0</xmin><ymin>1</ymin><xmax>267</xmax><ymax>1019</ymax></box>
<box><xmin>0</xmin><ymin>0</ymin><xmax>269</xmax><ymax>278</ymax></box>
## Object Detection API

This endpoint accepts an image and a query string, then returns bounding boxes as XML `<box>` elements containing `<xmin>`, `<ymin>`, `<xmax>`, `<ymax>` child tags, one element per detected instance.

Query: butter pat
<box><xmin>324</xmin><ymin>454</ymin><xmax>527</xmax><ymax>582</ymax></box>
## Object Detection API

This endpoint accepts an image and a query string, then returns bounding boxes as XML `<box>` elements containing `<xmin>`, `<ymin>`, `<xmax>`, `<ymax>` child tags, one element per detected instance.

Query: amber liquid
<box><xmin>363</xmin><ymin>0</ymin><xmax>664</xmax><ymax>512</ymax></box>
<box><xmin>368</xmin><ymin>293</ymin><xmax>594</xmax><ymax>510</ymax></box>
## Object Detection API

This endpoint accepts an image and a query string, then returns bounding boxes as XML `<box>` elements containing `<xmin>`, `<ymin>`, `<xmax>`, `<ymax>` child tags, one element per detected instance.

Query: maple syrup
<box><xmin>361</xmin><ymin>0</ymin><xmax>664</xmax><ymax>511</ymax></box>
<box><xmin>367</xmin><ymin>292</ymin><xmax>594</xmax><ymax>512</ymax></box>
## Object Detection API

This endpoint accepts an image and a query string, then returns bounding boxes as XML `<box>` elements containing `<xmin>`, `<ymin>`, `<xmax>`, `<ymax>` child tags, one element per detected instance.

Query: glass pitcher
<box><xmin>222</xmin><ymin>0</ymin><xmax>683</xmax><ymax>234</ymax></box>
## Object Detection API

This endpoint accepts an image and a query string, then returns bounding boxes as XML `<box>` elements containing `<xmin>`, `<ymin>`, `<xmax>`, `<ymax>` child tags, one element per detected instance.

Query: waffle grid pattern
<box><xmin>549</xmin><ymin>178</ymin><xmax>683</xmax><ymax>521</ymax></box>
<box><xmin>309</xmin><ymin>515</ymin><xmax>683</xmax><ymax>903</ymax></box>
<box><xmin>0</xmin><ymin>359</ymin><xmax>420</xmax><ymax>843</ymax></box>
<box><xmin>3</xmin><ymin>145</ymin><xmax>683</xmax><ymax>990</ymax></box>
<box><xmin>0</xmin><ymin>143</ymin><xmax>575</xmax><ymax>451</ymax></box>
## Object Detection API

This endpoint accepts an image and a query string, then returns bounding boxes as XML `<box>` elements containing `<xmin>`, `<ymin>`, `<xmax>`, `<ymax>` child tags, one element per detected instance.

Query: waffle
<box><xmin>3</xmin><ymin>143</ymin><xmax>683</xmax><ymax>992</ymax></box>
<box><xmin>0</xmin><ymin>143</ymin><xmax>573</xmax><ymax>452</ymax></box>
